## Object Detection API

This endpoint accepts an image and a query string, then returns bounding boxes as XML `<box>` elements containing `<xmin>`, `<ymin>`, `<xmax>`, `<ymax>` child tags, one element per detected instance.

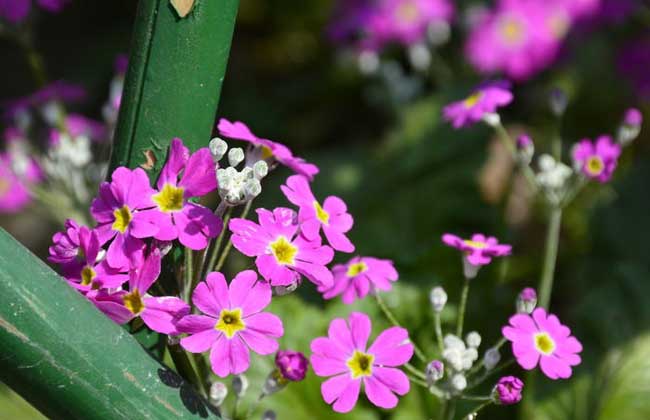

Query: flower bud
<box><xmin>275</xmin><ymin>350</ymin><xmax>309</xmax><ymax>382</ymax></box>
<box><xmin>228</xmin><ymin>147</ymin><xmax>245</xmax><ymax>167</ymax></box>
<box><xmin>232</xmin><ymin>374</ymin><xmax>248</xmax><ymax>398</ymax></box>
<box><xmin>253</xmin><ymin>160</ymin><xmax>268</xmax><ymax>179</ymax></box>
<box><xmin>451</xmin><ymin>373</ymin><xmax>467</xmax><ymax>391</ymax></box>
<box><xmin>549</xmin><ymin>88</ymin><xmax>568</xmax><ymax>117</ymax></box>
<box><xmin>408</xmin><ymin>43</ymin><xmax>431</xmax><ymax>71</ymax></box>
<box><xmin>430</xmin><ymin>287</ymin><xmax>447</xmax><ymax>312</ymax></box>
<box><xmin>516</xmin><ymin>287</ymin><xmax>537</xmax><ymax>314</ymax></box>
<box><xmin>483</xmin><ymin>347</ymin><xmax>501</xmax><ymax>370</ymax></box>
<box><xmin>426</xmin><ymin>360</ymin><xmax>444</xmax><ymax>384</ymax></box>
<box><xmin>262</xmin><ymin>410</ymin><xmax>277</xmax><ymax>420</ymax></box>
<box><xmin>466</xmin><ymin>331</ymin><xmax>481</xmax><ymax>349</ymax></box>
<box><xmin>462</xmin><ymin>256</ymin><xmax>480</xmax><ymax>279</ymax></box>
<box><xmin>516</xmin><ymin>134</ymin><xmax>534</xmax><ymax>165</ymax></box>
<box><xmin>209</xmin><ymin>137</ymin><xmax>228</xmax><ymax>161</ymax></box>
<box><xmin>482</xmin><ymin>112</ymin><xmax>500</xmax><ymax>127</ymax></box>
<box><xmin>492</xmin><ymin>376</ymin><xmax>524</xmax><ymax>405</ymax></box>
<box><xmin>618</xmin><ymin>108</ymin><xmax>642</xmax><ymax>146</ymax></box>
<box><xmin>209</xmin><ymin>382</ymin><xmax>228</xmax><ymax>407</ymax></box>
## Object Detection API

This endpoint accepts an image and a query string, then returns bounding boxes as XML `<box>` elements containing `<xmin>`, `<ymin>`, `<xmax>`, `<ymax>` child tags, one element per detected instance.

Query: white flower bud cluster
<box><xmin>442</xmin><ymin>334</ymin><xmax>479</xmax><ymax>373</ymax></box>
<box><xmin>536</xmin><ymin>154</ymin><xmax>572</xmax><ymax>205</ymax></box>
<box><xmin>211</xmin><ymin>137</ymin><xmax>268</xmax><ymax>205</ymax></box>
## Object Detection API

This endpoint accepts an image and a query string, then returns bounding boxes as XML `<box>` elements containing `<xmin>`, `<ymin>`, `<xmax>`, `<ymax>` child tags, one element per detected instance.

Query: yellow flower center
<box><xmin>534</xmin><ymin>332</ymin><xmax>556</xmax><ymax>355</ymax></box>
<box><xmin>499</xmin><ymin>17</ymin><xmax>525</xmax><ymax>45</ymax></box>
<box><xmin>586</xmin><ymin>156</ymin><xmax>604</xmax><ymax>176</ymax></box>
<box><xmin>313</xmin><ymin>201</ymin><xmax>330</xmax><ymax>224</ymax></box>
<box><xmin>463</xmin><ymin>92</ymin><xmax>483</xmax><ymax>108</ymax></box>
<box><xmin>123</xmin><ymin>288</ymin><xmax>145</xmax><ymax>315</ymax></box>
<box><xmin>347</xmin><ymin>262</ymin><xmax>368</xmax><ymax>277</ymax></box>
<box><xmin>396</xmin><ymin>2</ymin><xmax>419</xmax><ymax>23</ymax></box>
<box><xmin>80</xmin><ymin>265</ymin><xmax>97</xmax><ymax>286</ymax></box>
<box><xmin>547</xmin><ymin>14</ymin><xmax>569</xmax><ymax>39</ymax></box>
<box><xmin>464</xmin><ymin>239</ymin><xmax>487</xmax><ymax>249</ymax></box>
<box><xmin>152</xmin><ymin>183</ymin><xmax>185</xmax><ymax>213</ymax></box>
<box><xmin>346</xmin><ymin>350</ymin><xmax>375</xmax><ymax>379</ymax></box>
<box><xmin>215</xmin><ymin>308</ymin><xmax>246</xmax><ymax>339</ymax></box>
<box><xmin>0</xmin><ymin>178</ymin><xmax>9</xmax><ymax>198</ymax></box>
<box><xmin>112</xmin><ymin>205</ymin><xmax>133</xmax><ymax>233</ymax></box>
<box><xmin>261</xmin><ymin>145</ymin><xmax>274</xmax><ymax>159</ymax></box>
<box><xmin>270</xmin><ymin>236</ymin><xmax>298</xmax><ymax>265</ymax></box>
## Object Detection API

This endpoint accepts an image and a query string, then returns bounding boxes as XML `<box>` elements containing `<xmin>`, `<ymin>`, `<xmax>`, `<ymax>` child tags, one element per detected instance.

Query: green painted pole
<box><xmin>110</xmin><ymin>0</ymin><xmax>240</xmax><ymax>175</ymax></box>
<box><xmin>0</xmin><ymin>229</ymin><xmax>218</xmax><ymax>419</ymax></box>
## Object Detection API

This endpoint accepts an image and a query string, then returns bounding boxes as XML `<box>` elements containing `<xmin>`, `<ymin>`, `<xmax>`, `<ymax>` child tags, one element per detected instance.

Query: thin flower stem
<box><xmin>434</xmin><ymin>312</ymin><xmax>444</xmax><ymax>353</ymax></box>
<box><xmin>456</xmin><ymin>278</ymin><xmax>470</xmax><ymax>337</ymax></box>
<box><xmin>183</xmin><ymin>248</ymin><xmax>194</xmax><ymax>302</ymax></box>
<box><xmin>538</xmin><ymin>207</ymin><xmax>562</xmax><ymax>310</ymax></box>
<box><xmin>403</xmin><ymin>362</ymin><xmax>427</xmax><ymax>380</ymax></box>
<box><xmin>374</xmin><ymin>292</ymin><xmax>428</xmax><ymax>363</ymax></box>
<box><xmin>245</xmin><ymin>393</ymin><xmax>265</xmax><ymax>419</ymax></box>
<box><xmin>214</xmin><ymin>200</ymin><xmax>253</xmax><ymax>272</ymax></box>
<box><xmin>168</xmin><ymin>344</ymin><xmax>207</xmax><ymax>398</ymax></box>
<box><xmin>462</xmin><ymin>400</ymin><xmax>493</xmax><ymax>418</ymax></box>
<box><xmin>460</xmin><ymin>395</ymin><xmax>491</xmax><ymax>402</ymax></box>
<box><xmin>494</xmin><ymin>122</ymin><xmax>539</xmax><ymax>193</ymax></box>
<box><xmin>408</xmin><ymin>374</ymin><xmax>429</xmax><ymax>388</ymax></box>
<box><xmin>203</xmin><ymin>206</ymin><xmax>233</xmax><ymax>277</ymax></box>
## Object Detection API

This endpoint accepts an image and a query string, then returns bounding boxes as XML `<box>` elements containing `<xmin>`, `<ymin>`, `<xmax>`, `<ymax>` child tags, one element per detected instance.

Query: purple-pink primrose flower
<box><xmin>140</xmin><ymin>138</ymin><xmax>222</xmax><ymax>250</ymax></box>
<box><xmin>373</xmin><ymin>0</ymin><xmax>454</xmax><ymax>47</ymax></box>
<box><xmin>229</xmin><ymin>207</ymin><xmax>334</xmax><ymax>288</ymax></box>
<box><xmin>442</xmin><ymin>233</ymin><xmax>512</xmax><ymax>266</ymax></box>
<box><xmin>177</xmin><ymin>270</ymin><xmax>284</xmax><ymax>377</ymax></box>
<box><xmin>494</xmin><ymin>376</ymin><xmax>524</xmax><ymax>405</ymax></box>
<box><xmin>276</xmin><ymin>350</ymin><xmax>309</xmax><ymax>382</ymax></box>
<box><xmin>218</xmin><ymin>118</ymin><xmax>319</xmax><ymax>180</ymax></box>
<box><xmin>281</xmin><ymin>174</ymin><xmax>354</xmax><ymax>253</ymax></box>
<box><xmin>319</xmin><ymin>256</ymin><xmax>398</xmax><ymax>304</ymax></box>
<box><xmin>624</xmin><ymin>108</ymin><xmax>642</xmax><ymax>126</ymax></box>
<box><xmin>90</xmin><ymin>167</ymin><xmax>159</xmax><ymax>269</ymax></box>
<box><xmin>443</xmin><ymin>82</ymin><xmax>513</xmax><ymax>128</ymax></box>
<box><xmin>105</xmin><ymin>249</ymin><xmax>190</xmax><ymax>334</ymax></box>
<box><xmin>49</xmin><ymin>223</ymin><xmax>128</xmax><ymax>292</ymax></box>
<box><xmin>571</xmin><ymin>135</ymin><xmax>621</xmax><ymax>183</ymax></box>
<box><xmin>0</xmin><ymin>153</ymin><xmax>32</xmax><ymax>213</ymax></box>
<box><xmin>0</xmin><ymin>0</ymin><xmax>68</xmax><ymax>23</ymax></box>
<box><xmin>310</xmin><ymin>312</ymin><xmax>413</xmax><ymax>413</ymax></box>
<box><xmin>502</xmin><ymin>307</ymin><xmax>582</xmax><ymax>380</ymax></box>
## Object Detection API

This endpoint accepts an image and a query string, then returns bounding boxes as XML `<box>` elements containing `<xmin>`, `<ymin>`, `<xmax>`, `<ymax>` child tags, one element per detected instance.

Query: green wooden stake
<box><xmin>0</xmin><ymin>229</ymin><xmax>219</xmax><ymax>419</ymax></box>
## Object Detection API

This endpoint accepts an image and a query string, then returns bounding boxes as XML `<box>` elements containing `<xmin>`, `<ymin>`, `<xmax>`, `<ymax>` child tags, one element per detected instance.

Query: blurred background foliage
<box><xmin>1</xmin><ymin>0</ymin><xmax>649</xmax><ymax>419</ymax></box>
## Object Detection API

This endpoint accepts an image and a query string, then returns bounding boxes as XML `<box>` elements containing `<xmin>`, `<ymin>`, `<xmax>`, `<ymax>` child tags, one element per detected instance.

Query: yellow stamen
<box><xmin>346</xmin><ymin>350</ymin><xmax>375</xmax><ymax>379</ymax></box>
<box><xmin>585</xmin><ymin>156</ymin><xmax>604</xmax><ymax>176</ymax></box>
<box><xmin>463</xmin><ymin>92</ymin><xmax>483</xmax><ymax>108</ymax></box>
<box><xmin>112</xmin><ymin>205</ymin><xmax>133</xmax><ymax>233</ymax></box>
<box><xmin>347</xmin><ymin>262</ymin><xmax>368</xmax><ymax>277</ymax></box>
<box><xmin>123</xmin><ymin>288</ymin><xmax>145</xmax><ymax>315</ymax></box>
<box><xmin>215</xmin><ymin>308</ymin><xmax>246</xmax><ymax>338</ymax></box>
<box><xmin>314</xmin><ymin>201</ymin><xmax>330</xmax><ymax>224</ymax></box>
<box><xmin>270</xmin><ymin>236</ymin><xmax>298</xmax><ymax>265</ymax></box>
<box><xmin>534</xmin><ymin>332</ymin><xmax>556</xmax><ymax>355</ymax></box>
<box><xmin>499</xmin><ymin>17</ymin><xmax>525</xmax><ymax>45</ymax></box>
<box><xmin>152</xmin><ymin>183</ymin><xmax>185</xmax><ymax>213</ymax></box>
<box><xmin>80</xmin><ymin>266</ymin><xmax>96</xmax><ymax>286</ymax></box>
<box><xmin>396</xmin><ymin>2</ymin><xmax>418</xmax><ymax>23</ymax></box>
<box><xmin>464</xmin><ymin>239</ymin><xmax>487</xmax><ymax>249</ymax></box>
<box><xmin>261</xmin><ymin>146</ymin><xmax>274</xmax><ymax>159</ymax></box>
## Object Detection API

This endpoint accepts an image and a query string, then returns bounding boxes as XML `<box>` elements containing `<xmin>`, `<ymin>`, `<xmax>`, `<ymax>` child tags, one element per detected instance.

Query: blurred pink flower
<box><xmin>442</xmin><ymin>233</ymin><xmax>511</xmax><ymax>266</ymax></box>
<box><xmin>319</xmin><ymin>256</ymin><xmax>398</xmax><ymax>304</ymax></box>
<box><xmin>443</xmin><ymin>82</ymin><xmax>513</xmax><ymax>128</ymax></box>
<box><xmin>572</xmin><ymin>135</ymin><xmax>621</xmax><ymax>182</ymax></box>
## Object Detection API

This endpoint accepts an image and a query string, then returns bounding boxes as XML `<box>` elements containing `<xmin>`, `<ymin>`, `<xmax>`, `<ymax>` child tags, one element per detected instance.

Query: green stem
<box><xmin>538</xmin><ymin>208</ymin><xmax>562</xmax><ymax>310</ymax></box>
<box><xmin>434</xmin><ymin>312</ymin><xmax>444</xmax><ymax>353</ymax></box>
<box><xmin>374</xmin><ymin>293</ymin><xmax>427</xmax><ymax>363</ymax></box>
<box><xmin>494</xmin><ymin>122</ymin><xmax>538</xmax><ymax>193</ymax></box>
<box><xmin>460</xmin><ymin>395</ymin><xmax>491</xmax><ymax>402</ymax></box>
<box><xmin>245</xmin><ymin>393</ymin><xmax>265</xmax><ymax>419</ymax></box>
<box><xmin>408</xmin><ymin>375</ymin><xmax>429</xmax><ymax>388</ymax></box>
<box><xmin>168</xmin><ymin>344</ymin><xmax>207</xmax><ymax>398</ymax></box>
<box><xmin>403</xmin><ymin>362</ymin><xmax>427</xmax><ymax>380</ymax></box>
<box><xmin>456</xmin><ymin>278</ymin><xmax>470</xmax><ymax>338</ymax></box>
<box><xmin>462</xmin><ymin>400</ymin><xmax>493</xmax><ymax>418</ymax></box>
<box><xmin>214</xmin><ymin>200</ymin><xmax>252</xmax><ymax>273</ymax></box>
<box><xmin>203</xmin><ymin>206</ymin><xmax>233</xmax><ymax>277</ymax></box>
<box><xmin>183</xmin><ymin>248</ymin><xmax>194</xmax><ymax>302</ymax></box>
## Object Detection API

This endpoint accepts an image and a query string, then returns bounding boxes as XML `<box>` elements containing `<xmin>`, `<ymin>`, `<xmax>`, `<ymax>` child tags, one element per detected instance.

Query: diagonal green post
<box><xmin>0</xmin><ymin>0</ymin><xmax>239</xmax><ymax>417</ymax></box>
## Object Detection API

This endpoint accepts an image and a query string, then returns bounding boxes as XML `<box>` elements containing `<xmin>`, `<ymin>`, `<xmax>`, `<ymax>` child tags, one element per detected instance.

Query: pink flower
<box><xmin>442</xmin><ymin>233</ymin><xmax>511</xmax><ymax>266</ymax></box>
<box><xmin>105</xmin><ymin>249</ymin><xmax>190</xmax><ymax>333</ymax></box>
<box><xmin>177</xmin><ymin>270</ymin><xmax>284</xmax><ymax>377</ymax></box>
<box><xmin>310</xmin><ymin>312</ymin><xmax>413</xmax><ymax>413</ymax></box>
<box><xmin>229</xmin><ymin>207</ymin><xmax>334</xmax><ymax>288</ymax></box>
<box><xmin>502</xmin><ymin>307</ymin><xmax>582</xmax><ymax>380</ymax></box>
<box><xmin>443</xmin><ymin>82</ymin><xmax>513</xmax><ymax>128</ymax></box>
<box><xmin>374</xmin><ymin>0</ymin><xmax>454</xmax><ymax>47</ymax></box>
<box><xmin>217</xmin><ymin>118</ymin><xmax>319</xmax><ymax>180</ymax></box>
<box><xmin>140</xmin><ymin>138</ymin><xmax>222</xmax><ymax>250</ymax></box>
<box><xmin>571</xmin><ymin>135</ymin><xmax>621</xmax><ymax>183</ymax></box>
<box><xmin>90</xmin><ymin>167</ymin><xmax>159</xmax><ymax>269</ymax></box>
<box><xmin>0</xmin><ymin>153</ymin><xmax>32</xmax><ymax>213</ymax></box>
<box><xmin>281</xmin><ymin>175</ymin><xmax>354</xmax><ymax>253</ymax></box>
<box><xmin>319</xmin><ymin>256</ymin><xmax>398</xmax><ymax>304</ymax></box>
<box><xmin>494</xmin><ymin>376</ymin><xmax>523</xmax><ymax>405</ymax></box>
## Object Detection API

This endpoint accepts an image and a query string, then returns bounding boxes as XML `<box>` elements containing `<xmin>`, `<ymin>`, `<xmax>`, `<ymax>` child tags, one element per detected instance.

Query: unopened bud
<box><xmin>262</xmin><ymin>410</ymin><xmax>277</xmax><ymax>420</ymax></box>
<box><xmin>482</xmin><ymin>113</ymin><xmax>500</xmax><ymax>127</ymax></box>
<box><xmin>167</xmin><ymin>335</ymin><xmax>180</xmax><ymax>346</ymax></box>
<box><xmin>483</xmin><ymin>347</ymin><xmax>501</xmax><ymax>370</ymax></box>
<box><xmin>451</xmin><ymin>374</ymin><xmax>467</xmax><ymax>391</ymax></box>
<box><xmin>618</xmin><ymin>108</ymin><xmax>642</xmax><ymax>146</ymax></box>
<box><xmin>462</xmin><ymin>256</ymin><xmax>480</xmax><ymax>279</ymax></box>
<box><xmin>232</xmin><ymin>375</ymin><xmax>248</xmax><ymax>398</ymax></box>
<box><xmin>209</xmin><ymin>382</ymin><xmax>228</xmax><ymax>406</ymax></box>
<box><xmin>209</xmin><ymin>137</ymin><xmax>228</xmax><ymax>161</ymax></box>
<box><xmin>244</xmin><ymin>178</ymin><xmax>262</xmax><ymax>199</ymax></box>
<box><xmin>430</xmin><ymin>287</ymin><xmax>447</xmax><ymax>312</ymax></box>
<box><xmin>274</xmin><ymin>280</ymin><xmax>300</xmax><ymax>296</ymax></box>
<box><xmin>466</xmin><ymin>331</ymin><xmax>481</xmax><ymax>349</ymax></box>
<box><xmin>408</xmin><ymin>43</ymin><xmax>431</xmax><ymax>71</ymax></box>
<box><xmin>516</xmin><ymin>288</ymin><xmax>537</xmax><ymax>314</ymax></box>
<box><xmin>228</xmin><ymin>148</ymin><xmax>245</xmax><ymax>167</ymax></box>
<box><xmin>253</xmin><ymin>160</ymin><xmax>268</xmax><ymax>179</ymax></box>
<box><xmin>426</xmin><ymin>360</ymin><xmax>445</xmax><ymax>384</ymax></box>
<box><xmin>516</xmin><ymin>134</ymin><xmax>534</xmax><ymax>165</ymax></box>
